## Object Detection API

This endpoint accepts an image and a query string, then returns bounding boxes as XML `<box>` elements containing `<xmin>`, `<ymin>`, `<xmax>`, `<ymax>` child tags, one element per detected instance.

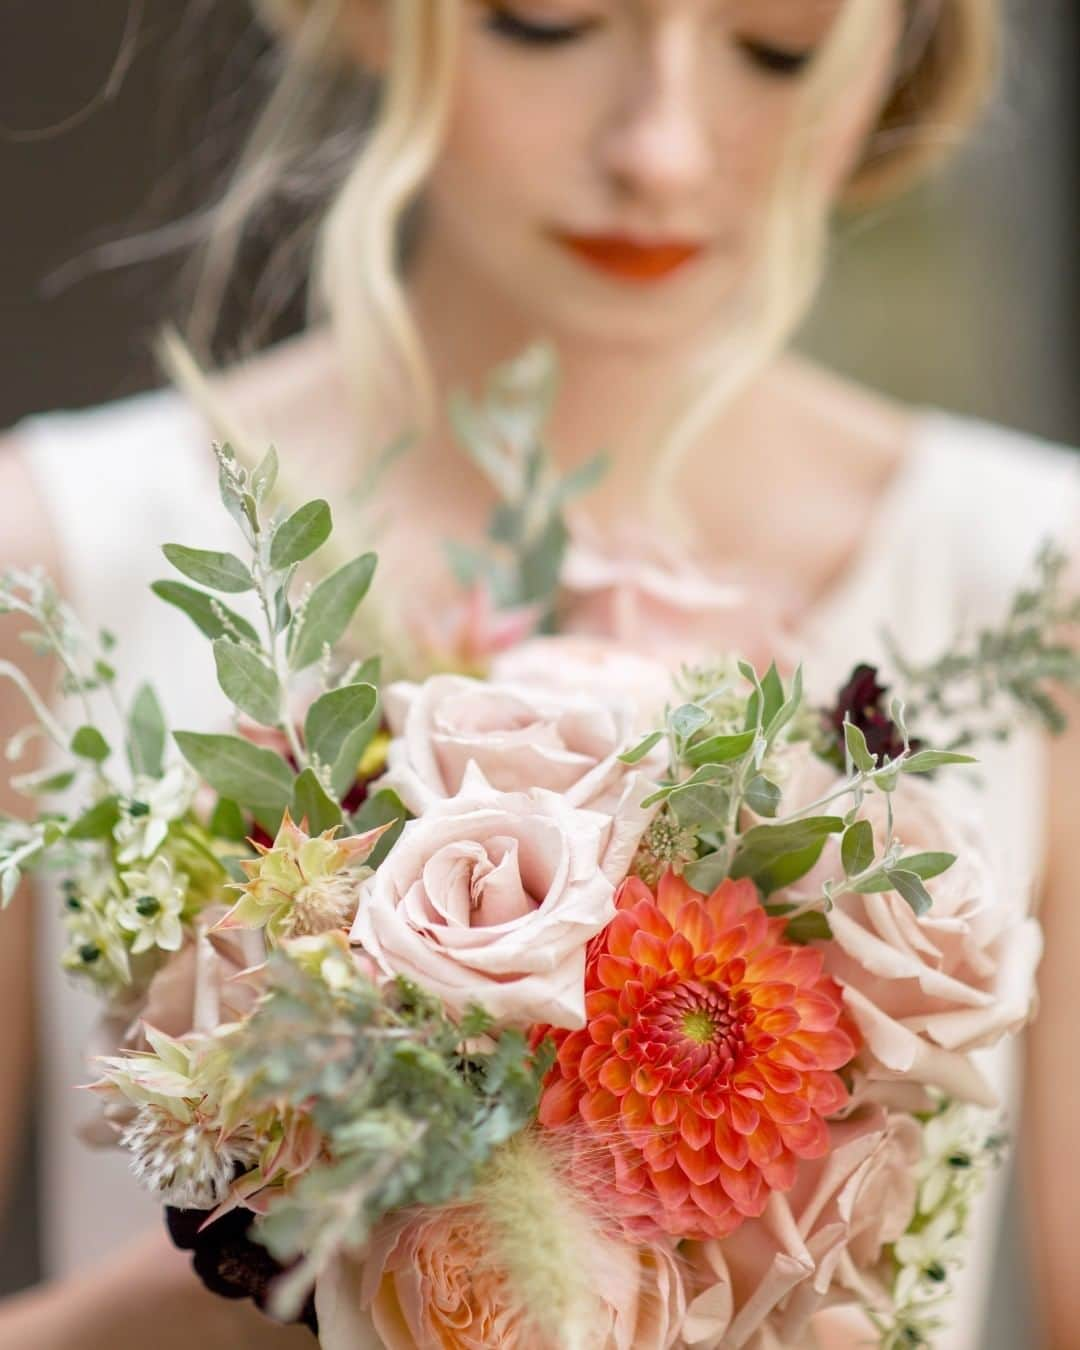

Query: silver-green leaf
<box><xmin>213</xmin><ymin>640</ymin><xmax>282</xmax><ymax>727</ymax></box>
<box><xmin>304</xmin><ymin>683</ymin><xmax>380</xmax><ymax>799</ymax></box>
<box><xmin>151</xmin><ymin>581</ymin><xmax>260</xmax><ymax>645</ymax></box>
<box><xmin>163</xmin><ymin>544</ymin><xmax>254</xmax><ymax>595</ymax></box>
<box><xmin>841</xmin><ymin>819</ymin><xmax>875</xmax><ymax>877</ymax></box>
<box><xmin>270</xmin><ymin>500</ymin><xmax>333</xmax><ymax>571</ymax></box>
<box><xmin>174</xmin><ymin>732</ymin><xmax>294</xmax><ymax>812</ymax></box>
<box><xmin>287</xmin><ymin>554</ymin><xmax>377</xmax><ymax>672</ymax></box>
<box><xmin>127</xmin><ymin>683</ymin><xmax>166</xmax><ymax>779</ymax></box>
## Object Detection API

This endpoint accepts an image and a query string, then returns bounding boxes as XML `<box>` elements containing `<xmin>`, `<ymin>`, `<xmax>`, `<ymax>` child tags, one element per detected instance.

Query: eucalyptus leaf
<box><xmin>303</xmin><ymin>683</ymin><xmax>381</xmax><ymax>799</ymax></box>
<box><xmin>684</xmin><ymin>730</ymin><xmax>756</xmax><ymax>767</ymax></box>
<box><xmin>670</xmin><ymin>705</ymin><xmax>711</xmax><ymax>742</ymax></box>
<box><xmin>174</xmin><ymin>732</ymin><xmax>294</xmax><ymax>812</ymax></box>
<box><xmin>731</xmin><ymin>817</ymin><xmax>844</xmax><ymax>873</ymax></box>
<box><xmin>760</xmin><ymin>663</ymin><xmax>785</xmax><ymax>730</ymax></box>
<box><xmin>735</xmin><ymin>836</ymin><xmax>829</xmax><ymax>897</ymax></box>
<box><xmin>668</xmin><ymin>773</ymin><xmax>729</xmax><ymax>828</ymax></box>
<box><xmin>71</xmin><ymin>726</ymin><xmax>110</xmax><ymax>763</ymax></box>
<box><xmin>151</xmin><ymin>580</ymin><xmax>260</xmax><ymax>645</ymax></box>
<box><xmin>209</xmin><ymin>797</ymin><xmax>249</xmax><ymax>843</ymax></box>
<box><xmin>66</xmin><ymin>796</ymin><xmax>121</xmax><ymax>841</ymax></box>
<box><xmin>682</xmin><ymin>852</ymin><xmax>729</xmax><ymax>893</ymax></box>
<box><xmin>765</xmin><ymin>664</ymin><xmax>804</xmax><ymax>742</ymax></box>
<box><xmin>844</xmin><ymin>721</ymin><xmax>876</xmax><ymax>773</ymax></box>
<box><xmin>349</xmin><ymin>789</ymin><xmax>407</xmax><ymax>869</ymax></box>
<box><xmin>853</xmin><ymin>852</ymin><xmax>956</xmax><ymax>893</ymax></box>
<box><xmin>270</xmin><ymin>500</ymin><xmax>333</xmax><ymax>571</ymax></box>
<box><xmin>885</xmin><ymin>868</ymin><xmax>934</xmax><ymax>916</ymax></box>
<box><xmin>162</xmin><ymin>544</ymin><xmax>253</xmax><ymax>595</ymax></box>
<box><xmin>744</xmin><ymin>775</ymin><xmax>781</xmax><ymax>819</ymax></box>
<box><xmin>213</xmin><ymin>640</ymin><xmax>282</xmax><ymax>727</ymax></box>
<box><xmin>841</xmin><ymin>819</ymin><xmax>875</xmax><ymax>877</ymax></box>
<box><xmin>10</xmin><ymin>768</ymin><xmax>77</xmax><ymax>796</ymax></box>
<box><xmin>783</xmin><ymin>911</ymin><xmax>833</xmax><ymax>944</ymax></box>
<box><xmin>287</xmin><ymin>554</ymin><xmax>377</xmax><ymax>672</ymax></box>
<box><xmin>618</xmin><ymin>731</ymin><xmax>665</xmax><ymax>766</ymax></box>
<box><xmin>291</xmin><ymin>768</ymin><xmax>344</xmax><ymax>834</ymax></box>
<box><xmin>902</xmin><ymin>749</ymin><xmax>978</xmax><ymax>774</ymax></box>
<box><xmin>127</xmin><ymin>683</ymin><xmax>166</xmax><ymax>779</ymax></box>
<box><xmin>251</xmin><ymin>446</ymin><xmax>279</xmax><ymax>503</ymax></box>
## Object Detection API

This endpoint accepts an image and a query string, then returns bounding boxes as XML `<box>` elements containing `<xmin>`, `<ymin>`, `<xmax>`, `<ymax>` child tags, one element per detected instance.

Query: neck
<box><xmin>406</xmin><ymin>235</ymin><xmax>769</xmax><ymax>523</ymax></box>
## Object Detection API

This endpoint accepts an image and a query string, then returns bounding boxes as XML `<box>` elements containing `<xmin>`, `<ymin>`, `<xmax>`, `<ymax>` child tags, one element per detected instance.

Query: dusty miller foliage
<box><xmin>222</xmin><ymin>946</ymin><xmax>553</xmax><ymax>1314</ymax></box>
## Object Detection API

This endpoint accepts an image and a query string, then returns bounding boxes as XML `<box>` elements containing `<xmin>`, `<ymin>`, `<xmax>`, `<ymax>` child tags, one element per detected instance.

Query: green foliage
<box><xmin>71</xmin><ymin>726</ymin><xmax>110</xmax><ymax>763</ymax></box>
<box><xmin>269</xmin><ymin>500</ymin><xmax>333</xmax><ymax>571</ymax></box>
<box><xmin>303</xmin><ymin>682</ymin><xmax>379</xmax><ymax>797</ymax></box>
<box><xmin>150</xmin><ymin>580</ymin><xmax>259</xmax><ymax>645</ymax></box>
<box><xmin>287</xmin><ymin>554</ymin><xmax>377</xmax><ymax>673</ymax></box>
<box><xmin>173</xmin><ymin>733</ymin><xmax>295</xmax><ymax>812</ymax></box>
<box><xmin>127</xmin><ymin>685</ymin><xmax>166</xmax><ymax>779</ymax></box>
<box><xmin>212</xmin><ymin>640</ymin><xmax>281</xmax><ymax>727</ymax></box>
<box><xmin>291</xmin><ymin>768</ymin><xmax>344</xmax><ymax>834</ymax></box>
<box><xmin>162</xmin><ymin>544</ymin><xmax>253</xmax><ymax>595</ymax></box>
<box><xmin>220</xmin><ymin>946</ymin><xmax>549</xmax><ymax>1313</ymax></box>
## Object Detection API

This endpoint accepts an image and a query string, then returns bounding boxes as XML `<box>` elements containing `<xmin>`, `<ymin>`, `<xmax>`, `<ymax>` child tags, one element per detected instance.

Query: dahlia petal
<box><xmin>752</xmin><ymin>981</ymin><xmax>798</xmax><ymax>1010</ymax></box>
<box><xmin>770</xmin><ymin>1040</ymin><xmax>820</xmax><ymax>1070</ymax></box>
<box><xmin>677</xmin><ymin>901</ymin><xmax>715</xmax><ymax>955</ymax></box>
<box><xmin>745</xmin><ymin>1115</ymin><xmax>783</xmax><ymax>1168</ymax></box>
<box><xmin>708</xmin><ymin>919</ymin><xmax>748</xmax><ymax>961</ymax></box>
<box><xmin>728</xmin><ymin>1095</ymin><xmax>760</xmax><ymax>1135</ymax></box>
<box><xmin>643</xmin><ymin>1133</ymin><xmax>679</xmax><ymax>1171</ymax></box>
<box><xmin>762</xmin><ymin>1088</ymin><xmax>811</xmax><ymax>1125</ymax></box>
<box><xmin>784</xmin><ymin>946</ymin><xmax>826</xmax><ymax>984</ymax></box>
<box><xmin>633</xmin><ymin>898</ymin><xmax>674</xmax><ymax>941</ymax></box>
<box><xmin>804</xmin><ymin>1070</ymin><xmax>850</xmax><ymax>1116</ymax></box>
<box><xmin>616</xmin><ymin>877</ymin><xmax>655</xmax><ymax>912</ymax></box>
<box><xmin>620</xmin><ymin>1089</ymin><xmax>652</xmax><ymax>1133</ymax></box>
<box><xmin>588</xmin><ymin>1014</ymin><xmax>622</xmax><ymax>1047</ymax></box>
<box><xmin>782</xmin><ymin>1114</ymin><xmax>830</xmax><ymax>1159</ymax></box>
<box><xmin>756</xmin><ymin>1007</ymin><xmax>801</xmax><ymax>1037</ymax></box>
<box><xmin>652</xmin><ymin>1161</ymin><xmax>691</xmax><ymax>1209</ymax></box>
<box><xmin>611</xmin><ymin>1143</ymin><xmax>649</xmax><ymax>1195</ymax></box>
<box><xmin>722</xmin><ymin>956</ymin><xmax>747</xmax><ymax>986</ymax></box>
<box><xmin>579</xmin><ymin>1088</ymin><xmax>620</xmax><ymax>1128</ymax></box>
<box><xmin>634</xmin><ymin>1065</ymin><xmax>663</xmax><ymax>1097</ymax></box>
<box><xmin>697</xmin><ymin>1090</ymin><xmax>725</xmax><ymax>1120</ymax></box>
<box><xmin>668</xmin><ymin>932</ymin><xmax>695</xmax><ymax>976</ymax></box>
<box><xmin>538</xmin><ymin>1075</ymin><xmax>580</xmax><ymax>1127</ymax></box>
<box><xmin>585</xmin><ymin>989</ymin><xmax>620</xmax><ymax>1020</ymax></box>
<box><xmin>745</xmin><ymin>947</ymin><xmax>795</xmax><ymax>981</ymax></box>
<box><xmin>756</xmin><ymin>1059</ymin><xmax>804</xmax><ymax>1094</ymax></box>
<box><xmin>597</xmin><ymin>955</ymin><xmax>637</xmax><ymax>990</ymax></box>
<box><xmin>678</xmin><ymin>1106</ymin><xmax>713</xmax><ymax>1151</ymax></box>
<box><xmin>794</xmin><ymin>991</ymin><xmax>845</xmax><ymax>1031</ymax></box>
<box><xmin>578</xmin><ymin>1042</ymin><xmax>610</xmax><ymax>1088</ymax></box>
<box><xmin>606</xmin><ymin>911</ymin><xmax>639</xmax><ymax>959</ymax></box>
<box><xmin>761</xmin><ymin>1149</ymin><xmax>799</xmax><ymax>1192</ymax></box>
<box><xmin>691</xmin><ymin>953</ymin><xmax>719</xmax><ymax>979</ymax></box>
<box><xmin>657</xmin><ymin>871</ymin><xmax>697</xmax><ymax>925</ymax></box>
<box><xmin>652</xmin><ymin>1092</ymin><xmax>679</xmax><ymax>1128</ymax></box>
<box><xmin>790</xmin><ymin>1027</ymin><xmax>857</xmax><ymax>1071</ymax></box>
<box><xmin>598</xmin><ymin>1056</ymin><xmax>633</xmax><ymax>1094</ymax></box>
<box><xmin>676</xmin><ymin>1139</ymin><xmax>723</xmax><ymax>1186</ymax></box>
<box><xmin>713</xmin><ymin>1114</ymin><xmax>749</xmax><ymax>1169</ymax></box>
<box><xmin>718</xmin><ymin>1163</ymin><xmax>767</xmax><ymax>1217</ymax></box>
<box><xmin>556</xmin><ymin>1032</ymin><xmax>587</xmax><ymax>1077</ymax></box>
<box><xmin>630</xmin><ymin>930</ymin><xmax>668</xmax><ymax>971</ymax></box>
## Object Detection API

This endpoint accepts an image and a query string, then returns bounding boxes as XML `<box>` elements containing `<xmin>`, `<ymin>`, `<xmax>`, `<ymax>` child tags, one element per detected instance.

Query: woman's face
<box><xmin>352</xmin><ymin>0</ymin><xmax>905</xmax><ymax>349</ymax></box>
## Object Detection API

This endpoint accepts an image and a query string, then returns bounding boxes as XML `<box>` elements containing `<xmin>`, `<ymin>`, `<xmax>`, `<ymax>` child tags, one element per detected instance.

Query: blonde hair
<box><xmin>177</xmin><ymin>0</ymin><xmax>1000</xmax><ymax>517</ymax></box>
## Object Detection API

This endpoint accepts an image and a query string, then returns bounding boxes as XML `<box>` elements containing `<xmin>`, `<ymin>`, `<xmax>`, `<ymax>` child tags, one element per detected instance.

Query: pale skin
<box><xmin>0</xmin><ymin>0</ymin><xmax>1077</xmax><ymax>1344</ymax></box>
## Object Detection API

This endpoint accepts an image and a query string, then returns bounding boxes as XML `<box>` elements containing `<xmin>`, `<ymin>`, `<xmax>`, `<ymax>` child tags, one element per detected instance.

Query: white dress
<box><xmin>15</xmin><ymin>383</ymin><xmax>1080</xmax><ymax>1345</ymax></box>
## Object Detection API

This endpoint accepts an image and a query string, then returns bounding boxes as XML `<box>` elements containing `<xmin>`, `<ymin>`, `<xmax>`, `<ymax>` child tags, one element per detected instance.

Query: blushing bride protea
<box><xmin>214</xmin><ymin>810</ymin><xmax>391</xmax><ymax>946</ymax></box>
<box><xmin>537</xmin><ymin>872</ymin><xmax>859</xmax><ymax>1242</ymax></box>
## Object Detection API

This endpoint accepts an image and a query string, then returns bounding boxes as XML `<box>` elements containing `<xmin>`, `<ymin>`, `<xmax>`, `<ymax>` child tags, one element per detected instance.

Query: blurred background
<box><xmin>1</xmin><ymin>1</ymin><xmax>1077</xmax><ymax>1344</ymax></box>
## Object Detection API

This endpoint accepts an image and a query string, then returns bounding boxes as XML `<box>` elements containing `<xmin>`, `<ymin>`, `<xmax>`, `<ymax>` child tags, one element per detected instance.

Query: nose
<box><xmin>597</xmin><ymin>20</ymin><xmax>713</xmax><ymax>207</ymax></box>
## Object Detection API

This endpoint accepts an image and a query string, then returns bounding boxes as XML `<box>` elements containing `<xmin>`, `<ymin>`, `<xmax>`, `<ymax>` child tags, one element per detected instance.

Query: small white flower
<box><xmin>916</xmin><ymin>1103</ymin><xmax>1003</xmax><ymax>1214</ymax></box>
<box><xmin>61</xmin><ymin>863</ymin><xmax>131</xmax><ymax>986</ymax></box>
<box><xmin>894</xmin><ymin>1207</ymin><xmax>968</xmax><ymax>1306</ymax></box>
<box><xmin>114</xmin><ymin>763</ymin><xmax>196</xmax><ymax>864</ymax></box>
<box><xmin>117</xmin><ymin>854</ymin><xmax>186</xmax><ymax>954</ymax></box>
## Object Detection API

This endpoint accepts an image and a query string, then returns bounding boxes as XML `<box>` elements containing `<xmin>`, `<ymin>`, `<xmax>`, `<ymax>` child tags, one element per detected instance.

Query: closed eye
<box><xmin>738</xmin><ymin>39</ymin><xmax>817</xmax><ymax>78</ymax></box>
<box><xmin>484</xmin><ymin>6</ymin><xmax>598</xmax><ymax>47</ymax></box>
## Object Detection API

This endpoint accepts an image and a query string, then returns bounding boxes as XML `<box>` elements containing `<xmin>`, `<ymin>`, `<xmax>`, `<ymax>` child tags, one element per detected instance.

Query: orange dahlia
<box><xmin>536</xmin><ymin>871</ymin><xmax>857</xmax><ymax>1241</ymax></box>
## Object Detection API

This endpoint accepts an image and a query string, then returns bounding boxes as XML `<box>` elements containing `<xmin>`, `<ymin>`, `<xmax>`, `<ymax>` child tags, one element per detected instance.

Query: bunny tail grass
<box><xmin>476</xmin><ymin>1132</ymin><xmax>627</xmax><ymax>1350</ymax></box>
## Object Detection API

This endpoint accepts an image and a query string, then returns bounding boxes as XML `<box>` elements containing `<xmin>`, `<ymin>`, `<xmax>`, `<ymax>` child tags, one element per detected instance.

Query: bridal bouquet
<box><xmin>2</xmin><ymin>354</ymin><xmax>1077</xmax><ymax>1349</ymax></box>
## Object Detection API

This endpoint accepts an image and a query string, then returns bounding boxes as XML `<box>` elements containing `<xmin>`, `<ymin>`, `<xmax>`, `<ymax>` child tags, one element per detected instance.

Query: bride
<box><xmin>1</xmin><ymin>2</ymin><xmax>1077</xmax><ymax>1346</ymax></box>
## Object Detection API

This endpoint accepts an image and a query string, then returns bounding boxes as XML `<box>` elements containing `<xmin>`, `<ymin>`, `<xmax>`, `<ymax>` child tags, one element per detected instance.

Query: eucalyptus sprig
<box><xmin>886</xmin><ymin>541</ymin><xmax>1080</xmax><ymax>743</ymax></box>
<box><xmin>445</xmin><ymin>344</ymin><xmax>609</xmax><ymax>628</ymax></box>
<box><xmin>155</xmin><ymin>444</ymin><xmax>382</xmax><ymax>834</ymax></box>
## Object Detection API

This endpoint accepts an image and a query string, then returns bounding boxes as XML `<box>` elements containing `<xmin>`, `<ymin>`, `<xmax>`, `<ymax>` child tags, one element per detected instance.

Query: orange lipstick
<box><xmin>555</xmin><ymin>233</ymin><xmax>704</xmax><ymax>283</ymax></box>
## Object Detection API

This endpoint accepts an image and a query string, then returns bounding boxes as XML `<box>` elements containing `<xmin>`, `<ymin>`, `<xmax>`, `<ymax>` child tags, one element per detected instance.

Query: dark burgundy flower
<box><xmin>824</xmin><ymin>663</ymin><xmax>918</xmax><ymax>765</ymax></box>
<box><xmin>166</xmin><ymin>1203</ymin><xmax>318</xmax><ymax>1337</ymax></box>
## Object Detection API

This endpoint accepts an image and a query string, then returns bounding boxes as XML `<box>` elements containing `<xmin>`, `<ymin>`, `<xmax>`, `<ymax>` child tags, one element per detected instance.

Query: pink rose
<box><xmin>490</xmin><ymin>636</ymin><xmax>674</xmax><ymax>733</ymax></box>
<box><xmin>779</xmin><ymin>768</ymin><xmax>1041</xmax><ymax>1107</ymax></box>
<box><xmin>682</xmin><ymin>1108</ymin><xmax>920</xmax><ymax>1348</ymax></box>
<box><xmin>378</xmin><ymin>673</ymin><xmax>666</xmax><ymax>818</ymax></box>
<box><xmin>316</xmin><ymin>1205</ymin><xmax>687</xmax><ymax>1350</ymax></box>
<box><xmin>349</xmin><ymin>774</ymin><xmax>644</xmax><ymax>1028</ymax></box>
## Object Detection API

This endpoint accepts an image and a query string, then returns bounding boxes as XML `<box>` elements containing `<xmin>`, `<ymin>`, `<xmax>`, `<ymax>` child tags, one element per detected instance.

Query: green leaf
<box><xmin>127</xmin><ymin>684</ymin><xmax>166</xmax><ymax>779</ymax></box>
<box><xmin>66</xmin><ymin>796</ymin><xmax>121</xmax><ymax>841</ymax></box>
<box><xmin>734</xmin><ymin>816</ymin><xmax>845</xmax><ymax>864</ymax></box>
<box><xmin>287</xmin><ymin>554</ymin><xmax>377</xmax><ymax>672</ymax></box>
<box><xmin>854</xmin><ymin>852</ymin><xmax>956</xmax><ymax>893</ymax></box>
<box><xmin>742</xmin><ymin>836</ymin><xmax>830</xmax><ymax>898</ymax></box>
<box><xmin>209</xmin><ymin>797</ymin><xmax>249</xmax><ymax>842</ymax></box>
<box><xmin>765</xmin><ymin>663</ymin><xmax>804</xmax><ymax>742</ymax></box>
<box><xmin>744</xmin><ymin>775</ymin><xmax>781</xmax><ymax>819</ymax></box>
<box><xmin>518</xmin><ymin>515</ymin><xmax>568</xmax><ymax>607</ymax></box>
<box><xmin>304</xmin><ymin>683</ymin><xmax>381</xmax><ymax>799</ymax></box>
<box><xmin>151</xmin><ymin>580</ymin><xmax>260</xmax><ymax>645</ymax></box>
<box><xmin>552</xmin><ymin>453</ymin><xmax>610</xmax><ymax>507</ymax></box>
<box><xmin>163</xmin><ymin>544</ymin><xmax>254</xmax><ymax>594</ymax></box>
<box><xmin>841</xmin><ymin>820</ymin><xmax>875</xmax><ymax>877</ymax></box>
<box><xmin>251</xmin><ymin>446</ymin><xmax>279</xmax><ymax>503</ymax></box>
<box><xmin>11</xmin><ymin>768</ymin><xmax>76</xmax><ymax>796</ymax></box>
<box><xmin>618</xmin><ymin>731</ymin><xmax>665</xmax><ymax>766</ymax></box>
<box><xmin>71</xmin><ymin>726</ymin><xmax>110</xmax><ymax>763</ymax></box>
<box><xmin>349</xmin><ymin>789</ymin><xmax>406</xmax><ymax>869</ymax></box>
<box><xmin>270</xmin><ymin>500</ymin><xmax>333</xmax><ymax>571</ymax></box>
<box><xmin>684</xmin><ymin>730</ymin><xmax>757</xmax><ymax>767</ymax></box>
<box><xmin>783</xmin><ymin>911</ymin><xmax>833</xmax><ymax>944</ymax></box>
<box><xmin>670</xmin><ymin>704</ymin><xmax>711</xmax><ymax>742</ymax></box>
<box><xmin>291</xmin><ymin>768</ymin><xmax>344</xmax><ymax>834</ymax></box>
<box><xmin>670</xmin><ymin>780</ymin><xmax>728</xmax><ymax>828</ymax></box>
<box><xmin>174</xmin><ymin>732</ymin><xmax>294</xmax><ymax>811</ymax></box>
<box><xmin>885</xmin><ymin>868</ymin><xmax>934</xmax><ymax>916</ymax></box>
<box><xmin>902</xmin><ymin>750</ymin><xmax>979</xmax><ymax>775</ymax></box>
<box><xmin>213</xmin><ymin>640</ymin><xmax>282</xmax><ymax>727</ymax></box>
<box><xmin>682</xmin><ymin>853</ymin><xmax>729</xmax><ymax>893</ymax></box>
<box><xmin>844</xmin><ymin>721</ymin><xmax>876</xmax><ymax>773</ymax></box>
<box><xmin>760</xmin><ymin>663</ymin><xmax>785</xmax><ymax>730</ymax></box>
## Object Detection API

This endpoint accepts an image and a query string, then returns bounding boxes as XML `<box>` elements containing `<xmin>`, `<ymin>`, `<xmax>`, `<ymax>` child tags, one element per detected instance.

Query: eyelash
<box><xmin>483</xmin><ymin>8</ymin><xmax>596</xmax><ymax>47</ymax></box>
<box><xmin>483</xmin><ymin>8</ymin><xmax>817</xmax><ymax>78</ymax></box>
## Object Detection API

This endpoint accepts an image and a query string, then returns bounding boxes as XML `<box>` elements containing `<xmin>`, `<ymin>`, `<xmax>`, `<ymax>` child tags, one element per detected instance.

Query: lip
<box><xmin>553</xmin><ymin>232</ymin><xmax>705</xmax><ymax>283</ymax></box>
